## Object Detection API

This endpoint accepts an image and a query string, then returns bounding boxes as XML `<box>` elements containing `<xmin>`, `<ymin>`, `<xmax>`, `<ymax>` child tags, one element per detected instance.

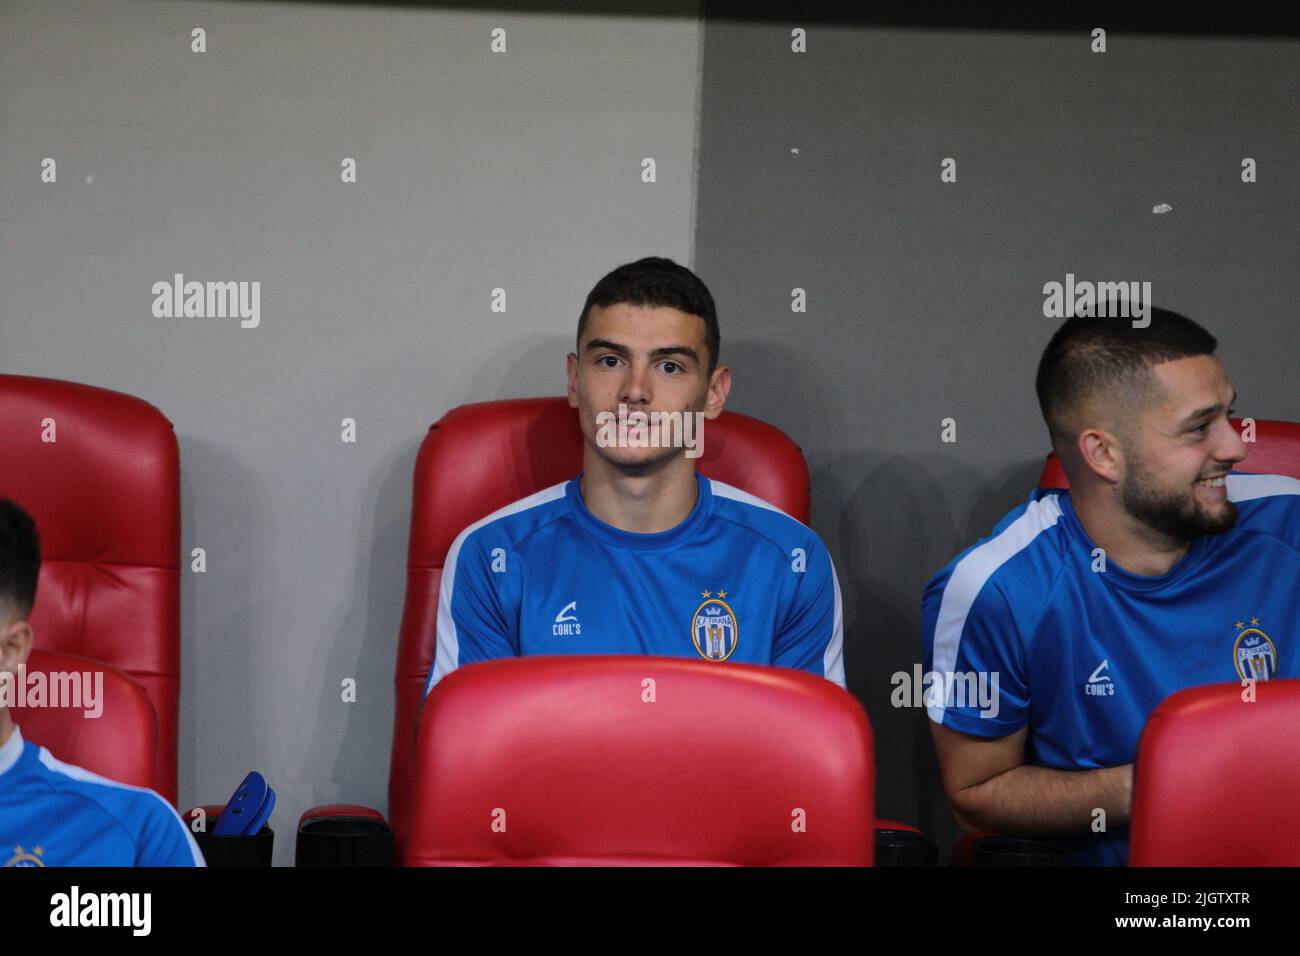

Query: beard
<box><xmin>1121</xmin><ymin>454</ymin><xmax>1238</xmax><ymax>542</ymax></box>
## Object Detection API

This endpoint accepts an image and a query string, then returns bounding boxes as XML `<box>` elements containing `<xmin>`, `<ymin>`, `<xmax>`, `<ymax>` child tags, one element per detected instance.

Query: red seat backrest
<box><xmin>406</xmin><ymin>655</ymin><xmax>873</xmax><ymax>866</ymax></box>
<box><xmin>11</xmin><ymin>649</ymin><xmax>159</xmax><ymax>790</ymax></box>
<box><xmin>1038</xmin><ymin>418</ymin><xmax>1300</xmax><ymax>487</ymax></box>
<box><xmin>1130</xmin><ymin>680</ymin><xmax>1300</xmax><ymax>865</ymax></box>
<box><xmin>0</xmin><ymin>374</ymin><xmax>180</xmax><ymax>803</ymax></box>
<box><xmin>390</xmin><ymin>397</ymin><xmax>812</xmax><ymax>854</ymax></box>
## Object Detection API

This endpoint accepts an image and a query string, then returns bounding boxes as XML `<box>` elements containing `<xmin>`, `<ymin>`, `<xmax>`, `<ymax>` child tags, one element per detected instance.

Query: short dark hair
<box><xmin>0</xmin><ymin>498</ymin><xmax>40</xmax><ymax>621</ymax></box>
<box><xmin>1035</xmin><ymin>306</ymin><xmax>1219</xmax><ymax>447</ymax></box>
<box><xmin>576</xmin><ymin>256</ymin><xmax>721</xmax><ymax>375</ymax></box>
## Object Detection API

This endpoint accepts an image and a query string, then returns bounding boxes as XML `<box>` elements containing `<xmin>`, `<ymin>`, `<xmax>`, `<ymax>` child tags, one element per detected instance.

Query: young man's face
<box><xmin>1118</xmin><ymin>354</ymin><xmax>1247</xmax><ymax>541</ymax></box>
<box><xmin>567</xmin><ymin>303</ymin><xmax>728</xmax><ymax>473</ymax></box>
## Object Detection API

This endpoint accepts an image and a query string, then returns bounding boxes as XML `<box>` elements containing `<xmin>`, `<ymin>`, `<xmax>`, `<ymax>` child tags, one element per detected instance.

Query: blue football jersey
<box><xmin>0</xmin><ymin>727</ymin><xmax>204</xmax><ymax>867</ymax></box>
<box><xmin>424</xmin><ymin>472</ymin><xmax>845</xmax><ymax>697</ymax></box>
<box><xmin>922</xmin><ymin>472</ymin><xmax>1300</xmax><ymax>866</ymax></box>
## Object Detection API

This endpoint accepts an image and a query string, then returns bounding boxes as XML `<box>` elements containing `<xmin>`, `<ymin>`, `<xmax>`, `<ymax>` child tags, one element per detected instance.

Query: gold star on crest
<box><xmin>718</xmin><ymin>590</ymin><xmax>728</xmax><ymax>598</ymax></box>
<box><xmin>701</xmin><ymin>591</ymin><xmax>711</xmax><ymax>598</ymax></box>
<box><xmin>1235</xmin><ymin>621</ymin><xmax>1244</xmax><ymax>629</ymax></box>
<box><xmin>1251</xmin><ymin>617</ymin><xmax>1260</xmax><ymax>626</ymax></box>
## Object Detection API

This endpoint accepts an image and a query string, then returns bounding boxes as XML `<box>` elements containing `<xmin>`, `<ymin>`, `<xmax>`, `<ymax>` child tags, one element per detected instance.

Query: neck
<box><xmin>1071</xmin><ymin>492</ymin><xmax>1190</xmax><ymax>576</ymax></box>
<box><xmin>0</xmin><ymin>707</ymin><xmax>13</xmax><ymax>750</ymax></box>
<box><xmin>579</xmin><ymin>451</ymin><xmax>698</xmax><ymax>533</ymax></box>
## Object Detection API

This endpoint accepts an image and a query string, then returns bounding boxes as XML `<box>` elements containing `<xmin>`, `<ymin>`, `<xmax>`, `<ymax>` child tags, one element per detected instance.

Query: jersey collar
<box><xmin>565</xmin><ymin>472</ymin><xmax>712</xmax><ymax>551</ymax></box>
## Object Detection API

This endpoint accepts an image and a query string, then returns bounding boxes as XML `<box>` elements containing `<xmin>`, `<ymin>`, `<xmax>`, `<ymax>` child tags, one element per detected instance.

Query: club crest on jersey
<box><xmin>1232</xmin><ymin>618</ymin><xmax>1277</xmax><ymax>682</ymax></box>
<box><xmin>692</xmin><ymin>592</ymin><xmax>738</xmax><ymax>661</ymax></box>
<box><xmin>5</xmin><ymin>845</ymin><xmax>45</xmax><ymax>867</ymax></box>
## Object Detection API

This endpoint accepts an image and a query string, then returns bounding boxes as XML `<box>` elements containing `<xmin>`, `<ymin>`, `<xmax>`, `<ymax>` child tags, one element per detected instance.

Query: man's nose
<box><xmin>1217</xmin><ymin>418</ymin><xmax>1249</xmax><ymax>465</ymax></box>
<box><xmin>620</xmin><ymin>363</ymin><xmax>652</xmax><ymax>405</ymax></box>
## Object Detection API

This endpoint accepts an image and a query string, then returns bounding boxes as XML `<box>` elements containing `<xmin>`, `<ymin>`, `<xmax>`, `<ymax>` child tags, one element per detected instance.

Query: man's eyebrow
<box><xmin>648</xmin><ymin>345</ymin><xmax>699</xmax><ymax>362</ymax></box>
<box><xmin>584</xmin><ymin>339</ymin><xmax>630</xmax><ymax>355</ymax></box>
<box><xmin>1180</xmin><ymin>388</ymin><xmax>1238</xmax><ymax>426</ymax></box>
<box><xmin>584</xmin><ymin>340</ymin><xmax>700</xmax><ymax>362</ymax></box>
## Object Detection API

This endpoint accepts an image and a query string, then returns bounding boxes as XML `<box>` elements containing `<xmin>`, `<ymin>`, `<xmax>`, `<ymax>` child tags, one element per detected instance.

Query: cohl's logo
<box><xmin>553</xmin><ymin>601</ymin><xmax>581</xmax><ymax>636</ymax></box>
<box><xmin>1085</xmin><ymin>659</ymin><xmax>1114</xmax><ymax>696</ymax></box>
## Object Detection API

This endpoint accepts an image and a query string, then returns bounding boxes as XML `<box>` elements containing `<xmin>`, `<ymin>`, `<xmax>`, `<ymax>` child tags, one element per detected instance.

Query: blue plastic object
<box><xmin>212</xmin><ymin>771</ymin><xmax>276</xmax><ymax>836</ymax></box>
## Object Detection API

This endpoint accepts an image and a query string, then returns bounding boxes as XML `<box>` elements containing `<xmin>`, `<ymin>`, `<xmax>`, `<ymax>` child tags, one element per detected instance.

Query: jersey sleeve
<box><xmin>1229</xmin><ymin>473</ymin><xmax>1300</xmax><ymax>551</ymax></box>
<box><xmin>134</xmin><ymin>796</ymin><xmax>205</xmax><ymax>867</ymax></box>
<box><xmin>423</xmin><ymin>527</ymin><xmax>518</xmax><ymax>700</ymax></box>
<box><xmin>771</xmin><ymin>537</ymin><xmax>846</xmax><ymax>689</ymax></box>
<box><xmin>921</xmin><ymin>564</ymin><xmax>1029</xmax><ymax>737</ymax></box>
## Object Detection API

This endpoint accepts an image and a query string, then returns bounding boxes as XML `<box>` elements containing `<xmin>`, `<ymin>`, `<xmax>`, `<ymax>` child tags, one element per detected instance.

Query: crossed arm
<box><xmin>930</xmin><ymin>721</ymin><xmax>1133</xmax><ymax>836</ymax></box>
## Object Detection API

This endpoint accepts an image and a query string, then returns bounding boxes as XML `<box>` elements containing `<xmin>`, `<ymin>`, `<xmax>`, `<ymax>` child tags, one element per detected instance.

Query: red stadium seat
<box><xmin>953</xmin><ymin>417</ymin><xmax>1300</xmax><ymax>865</ymax></box>
<box><xmin>1129</xmin><ymin>680</ymin><xmax>1300</xmax><ymax>866</ymax></box>
<box><xmin>0</xmin><ymin>374</ymin><xmax>182</xmax><ymax>803</ymax></box>
<box><xmin>297</xmin><ymin>396</ymin><xmax>892</xmax><ymax>864</ymax></box>
<box><xmin>11</xmin><ymin>648</ymin><xmax>159</xmax><ymax>790</ymax></box>
<box><xmin>406</xmin><ymin>655</ymin><xmax>874</xmax><ymax>866</ymax></box>
<box><xmin>389</xmin><ymin>398</ymin><xmax>811</xmax><ymax>851</ymax></box>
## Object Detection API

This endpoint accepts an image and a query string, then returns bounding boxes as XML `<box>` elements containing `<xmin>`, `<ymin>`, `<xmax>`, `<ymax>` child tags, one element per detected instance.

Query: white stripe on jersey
<box><xmin>708</xmin><ymin>478</ymin><xmax>794</xmax><ymax>519</ymax></box>
<box><xmin>35</xmin><ymin>741</ymin><xmax>206</xmax><ymax>866</ymax></box>
<box><xmin>929</xmin><ymin>494</ymin><xmax>1064</xmax><ymax>724</ymax></box>
<box><xmin>1228</xmin><ymin>472</ymin><xmax>1300</xmax><ymax>502</ymax></box>
<box><xmin>426</xmin><ymin>481</ymin><xmax>569</xmax><ymax>697</ymax></box>
<box><xmin>825</xmin><ymin>558</ymin><xmax>846</xmax><ymax>689</ymax></box>
<box><xmin>710</xmin><ymin>478</ymin><xmax>845</xmax><ymax>689</ymax></box>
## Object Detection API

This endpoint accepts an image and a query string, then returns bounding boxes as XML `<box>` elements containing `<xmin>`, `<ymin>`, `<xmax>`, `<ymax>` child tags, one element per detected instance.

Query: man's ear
<box><xmin>1077</xmin><ymin>425</ymin><xmax>1125</xmax><ymax>485</ymax></box>
<box><xmin>566</xmin><ymin>352</ymin><xmax>580</xmax><ymax>408</ymax></box>
<box><xmin>702</xmin><ymin>365</ymin><xmax>731</xmax><ymax>420</ymax></box>
<box><xmin>0</xmin><ymin>618</ymin><xmax>34</xmax><ymax>673</ymax></box>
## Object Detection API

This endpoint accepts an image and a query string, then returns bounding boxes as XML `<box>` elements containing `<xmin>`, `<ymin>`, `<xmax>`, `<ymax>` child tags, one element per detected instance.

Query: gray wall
<box><xmin>695</xmin><ymin>21</ymin><xmax>1298</xmax><ymax>856</ymax></box>
<box><xmin>1</xmin><ymin>0</ymin><xmax>700</xmax><ymax>865</ymax></box>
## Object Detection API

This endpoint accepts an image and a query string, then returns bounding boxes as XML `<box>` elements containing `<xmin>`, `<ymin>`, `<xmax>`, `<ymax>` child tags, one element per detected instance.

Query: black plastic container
<box><xmin>295</xmin><ymin>816</ymin><xmax>393</xmax><ymax>867</ymax></box>
<box><xmin>875</xmin><ymin>827</ymin><xmax>939</xmax><ymax>866</ymax></box>
<box><xmin>194</xmin><ymin>825</ymin><xmax>275</xmax><ymax>867</ymax></box>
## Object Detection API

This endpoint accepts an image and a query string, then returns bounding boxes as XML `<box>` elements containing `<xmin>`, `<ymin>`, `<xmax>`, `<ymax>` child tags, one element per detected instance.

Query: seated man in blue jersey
<box><xmin>0</xmin><ymin>498</ymin><xmax>204</xmax><ymax>866</ymax></box>
<box><xmin>423</xmin><ymin>256</ymin><xmax>845</xmax><ymax>697</ymax></box>
<box><xmin>922</xmin><ymin>307</ymin><xmax>1299</xmax><ymax>865</ymax></box>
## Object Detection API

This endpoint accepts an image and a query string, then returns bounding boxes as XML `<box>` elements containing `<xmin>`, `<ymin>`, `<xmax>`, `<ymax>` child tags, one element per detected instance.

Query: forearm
<box><xmin>952</xmin><ymin>763</ymin><xmax>1133</xmax><ymax>838</ymax></box>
